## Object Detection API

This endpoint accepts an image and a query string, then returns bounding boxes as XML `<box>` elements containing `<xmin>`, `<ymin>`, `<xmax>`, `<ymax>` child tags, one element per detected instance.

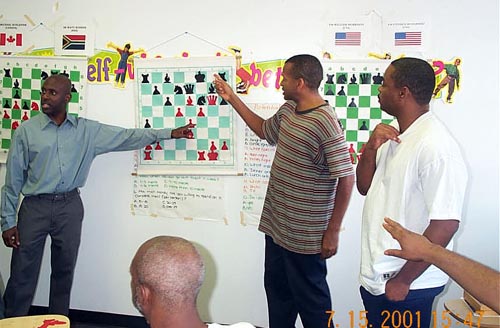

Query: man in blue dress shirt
<box><xmin>0</xmin><ymin>74</ymin><xmax>195</xmax><ymax>317</ymax></box>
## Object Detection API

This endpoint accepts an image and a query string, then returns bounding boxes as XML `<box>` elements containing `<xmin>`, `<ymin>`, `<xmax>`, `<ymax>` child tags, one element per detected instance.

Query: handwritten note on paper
<box><xmin>241</xmin><ymin>104</ymin><xmax>280</xmax><ymax>226</ymax></box>
<box><xmin>132</xmin><ymin>175</ymin><xmax>226</xmax><ymax>222</ymax></box>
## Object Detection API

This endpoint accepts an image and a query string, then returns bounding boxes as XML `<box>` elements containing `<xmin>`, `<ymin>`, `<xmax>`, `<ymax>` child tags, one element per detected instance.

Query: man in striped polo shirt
<box><xmin>214</xmin><ymin>54</ymin><xmax>354</xmax><ymax>328</ymax></box>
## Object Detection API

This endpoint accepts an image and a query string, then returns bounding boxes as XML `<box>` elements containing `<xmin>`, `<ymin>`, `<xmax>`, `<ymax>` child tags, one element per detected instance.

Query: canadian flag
<box><xmin>0</xmin><ymin>33</ymin><xmax>23</xmax><ymax>46</ymax></box>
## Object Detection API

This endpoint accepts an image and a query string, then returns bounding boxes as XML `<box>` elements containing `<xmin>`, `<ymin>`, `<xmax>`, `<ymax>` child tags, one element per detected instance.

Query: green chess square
<box><xmin>141</xmin><ymin>84</ymin><xmax>152</xmax><ymax>94</ymax></box>
<box><xmin>11</xmin><ymin>110</ymin><xmax>21</xmax><ymax>120</ymax></box>
<box><xmin>195</xmin><ymin>117</ymin><xmax>207</xmax><ymax>128</ymax></box>
<box><xmin>174</xmin><ymin>94</ymin><xmax>184</xmax><ymax>106</ymax></box>
<box><xmin>31</xmin><ymin>89</ymin><xmax>41</xmax><ymax>100</ymax></box>
<box><xmin>142</xmin><ymin>106</ymin><xmax>153</xmax><ymax>117</ymax></box>
<box><xmin>175</xmin><ymin>138</ymin><xmax>186</xmax><ymax>150</ymax></box>
<box><xmin>358</xmin><ymin>96</ymin><xmax>371</xmax><ymax>107</ymax></box>
<box><xmin>31</xmin><ymin>68</ymin><xmax>42</xmax><ymax>79</ymax></box>
<box><xmin>370</xmin><ymin>108</ymin><xmax>382</xmax><ymax>119</ymax></box>
<box><xmin>152</xmin><ymin>95</ymin><xmax>163</xmax><ymax>106</ymax></box>
<box><xmin>186</xmin><ymin>150</ymin><xmax>197</xmax><ymax>160</ymax></box>
<box><xmin>164</xmin><ymin>150</ymin><xmax>176</xmax><ymax>160</ymax></box>
<box><xmin>219</xmin><ymin>116</ymin><xmax>230</xmax><ymax>128</ymax></box>
<box><xmin>162</xmin><ymin>83</ymin><xmax>174</xmax><ymax>94</ymax></box>
<box><xmin>12</xmin><ymin>67</ymin><xmax>22</xmax><ymax>78</ymax></box>
<box><xmin>347</xmin><ymin>84</ymin><xmax>359</xmax><ymax>95</ymax></box>
<box><xmin>70</xmin><ymin>93</ymin><xmax>79</xmax><ymax>103</ymax></box>
<box><xmin>197</xmin><ymin>139</ymin><xmax>209</xmax><ymax>149</ymax></box>
<box><xmin>2</xmin><ymin>78</ymin><xmax>12</xmax><ymax>88</ymax></box>
<box><xmin>153</xmin><ymin>117</ymin><xmax>164</xmax><ymax>128</ymax></box>
<box><xmin>208</xmin><ymin>127</ymin><xmax>219</xmax><ymax>139</ymax></box>
<box><xmin>335</xmin><ymin>96</ymin><xmax>347</xmax><ymax>107</ymax></box>
<box><xmin>185</xmin><ymin>106</ymin><xmax>197</xmax><ymax>117</ymax></box>
<box><xmin>175</xmin><ymin>117</ymin><xmax>187</xmax><ymax>126</ymax></box>
<box><xmin>347</xmin><ymin>107</ymin><xmax>358</xmax><ymax>119</ymax></box>
<box><xmin>151</xmin><ymin>72</ymin><xmax>163</xmax><ymax>84</ymax></box>
<box><xmin>174</xmin><ymin>72</ymin><xmax>185</xmax><ymax>83</ymax></box>
<box><xmin>163</xmin><ymin>107</ymin><xmax>174</xmax><ymax>116</ymax></box>
<box><xmin>2</xmin><ymin>119</ymin><xmax>11</xmax><ymax>129</ymax></box>
<box><xmin>345</xmin><ymin>130</ymin><xmax>358</xmax><ymax>142</ymax></box>
<box><xmin>2</xmin><ymin>139</ymin><xmax>10</xmax><ymax>149</ymax></box>
<box><xmin>371</xmin><ymin>84</ymin><xmax>380</xmax><ymax>96</ymax></box>
<box><xmin>31</xmin><ymin>111</ymin><xmax>40</xmax><ymax>117</ymax></box>
<box><xmin>208</xmin><ymin>106</ymin><xmax>219</xmax><ymax>116</ymax></box>
<box><xmin>70</xmin><ymin>70</ymin><xmax>80</xmax><ymax>82</ymax></box>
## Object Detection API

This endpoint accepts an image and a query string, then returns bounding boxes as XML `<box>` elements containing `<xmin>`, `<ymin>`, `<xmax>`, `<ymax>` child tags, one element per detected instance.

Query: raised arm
<box><xmin>213</xmin><ymin>74</ymin><xmax>265</xmax><ymax>139</ymax></box>
<box><xmin>356</xmin><ymin>123</ymin><xmax>400</xmax><ymax>195</ymax></box>
<box><xmin>383</xmin><ymin>218</ymin><xmax>500</xmax><ymax>314</ymax></box>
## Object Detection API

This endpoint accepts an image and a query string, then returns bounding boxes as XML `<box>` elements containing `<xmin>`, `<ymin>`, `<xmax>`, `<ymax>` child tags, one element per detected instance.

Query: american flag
<box><xmin>335</xmin><ymin>32</ymin><xmax>361</xmax><ymax>46</ymax></box>
<box><xmin>394</xmin><ymin>32</ymin><xmax>422</xmax><ymax>46</ymax></box>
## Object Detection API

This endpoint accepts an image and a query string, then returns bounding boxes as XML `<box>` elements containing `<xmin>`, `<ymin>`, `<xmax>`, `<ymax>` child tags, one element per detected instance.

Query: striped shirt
<box><xmin>259</xmin><ymin>101</ymin><xmax>354</xmax><ymax>254</ymax></box>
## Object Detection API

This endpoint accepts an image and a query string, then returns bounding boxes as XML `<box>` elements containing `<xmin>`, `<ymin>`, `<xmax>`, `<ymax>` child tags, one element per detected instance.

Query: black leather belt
<box><xmin>32</xmin><ymin>188</ymin><xmax>80</xmax><ymax>201</ymax></box>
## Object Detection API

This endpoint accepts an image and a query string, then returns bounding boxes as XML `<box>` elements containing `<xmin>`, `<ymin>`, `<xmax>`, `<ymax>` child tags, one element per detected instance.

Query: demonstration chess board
<box><xmin>0</xmin><ymin>56</ymin><xmax>87</xmax><ymax>162</ymax></box>
<box><xmin>134</xmin><ymin>57</ymin><xmax>240</xmax><ymax>175</ymax></box>
<box><xmin>321</xmin><ymin>60</ymin><xmax>393</xmax><ymax>164</ymax></box>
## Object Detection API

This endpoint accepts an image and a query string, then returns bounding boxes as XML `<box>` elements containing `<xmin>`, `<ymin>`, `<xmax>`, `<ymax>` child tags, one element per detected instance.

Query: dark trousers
<box><xmin>360</xmin><ymin>285</ymin><xmax>445</xmax><ymax>328</ymax></box>
<box><xmin>3</xmin><ymin>189</ymin><xmax>84</xmax><ymax>317</ymax></box>
<box><xmin>264</xmin><ymin>235</ymin><xmax>332</xmax><ymax>328</ymax></box>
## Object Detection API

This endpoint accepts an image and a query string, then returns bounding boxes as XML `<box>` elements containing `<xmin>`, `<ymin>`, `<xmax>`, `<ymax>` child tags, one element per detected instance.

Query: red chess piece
<box><xmin>13</xmin><ymin>101</ymin><xmax>20</xmax><ymax>109</ymax></box>
<box><xmin>31</xmin><ymin>101</ymin><xmax>40</xmax><ymax>110</ymax></box>
<box><xmin>145</xmin><ymin>144</ymin><xmax>153</xmax><ymax>150</ymax></box>
<box><xmin>12</xmin><ymin>121</ymin><xmax>19</xmax><ymax>130</ymax></box>
<box><xmin>154</xmin><ymin>142</ymin><xmax>162</xmax><ymax>150</ymax></box>
<box><xmin>175</xmin><ymin>108</ymin><xmax>184</xmax><ymax>117</ymax></box>
<box><xmin>207</xmin><ymin>150</ymin><xmax>218</xmax><ymax>160</ymax></box>
<box><xmin>210</xmin><ymin>141</ymin><xmax>217</xmax><ymax>151</ymax></box>
<box><xmin>3</xmin><ymin>110</ymin><xmax>10</xmax><ymax>119</ymax></box>
<box><xmin>221</xmin><ymin>141</ymin><xmax>228</xmax><ymax>150</ymax></box>
<box><xmin>348</xmin><ymin>143</ymin><xmax>357</xmax><ymax>164</ymax></box>
<box><xmin>144</xmin><ymin>150</ymin><xmax>152</xmax><ymax>160</ymax></box>
<box><xmin>186</xmin><ymin>96</ymin><xmax>193</xmax><ymax>106</ymax></box>
<box><xmin>22</xmin><ymin>111</ymin><xmax>29</xmax><ymax>121</ymax></box>
<box><xmin>197</xmin><ymin>151</ymin><xmax>206</xmax><ymax>160</ymax></box>
<box><xmin>197</xmin><ymin>107</ymin><xmax>205</xmax><ymax>117</ymax></box>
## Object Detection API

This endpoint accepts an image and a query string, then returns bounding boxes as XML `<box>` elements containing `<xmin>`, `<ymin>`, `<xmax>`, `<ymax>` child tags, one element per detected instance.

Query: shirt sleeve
<box><xmin>1</xmin><ymin>127</ymin><xmax>29</xmax><ymax>231</ymax></box>
<box><xmin>91</xmin><ymin>121</ymin><xmax>172</xmax><ymax>156</ymax></box>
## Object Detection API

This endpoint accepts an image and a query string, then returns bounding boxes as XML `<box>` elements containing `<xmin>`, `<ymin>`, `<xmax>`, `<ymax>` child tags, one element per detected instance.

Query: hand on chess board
<box><xmin>171</xmin><ymin>122</ymin><xmax>196</xmax><ymax>139</ymax></box>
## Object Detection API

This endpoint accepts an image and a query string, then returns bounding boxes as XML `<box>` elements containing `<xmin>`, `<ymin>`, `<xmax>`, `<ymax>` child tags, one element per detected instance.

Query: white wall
<box><xmin>0</xmin><ymin>0</ymin><xmax>498</xmax><ymax>327</ymax></box>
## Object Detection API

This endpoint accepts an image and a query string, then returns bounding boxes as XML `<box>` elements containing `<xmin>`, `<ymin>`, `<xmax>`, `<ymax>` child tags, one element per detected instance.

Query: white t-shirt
<box><xmin>360</xmin><ymin>112</ymin><xmax>468</xmax><ymax>295</ymax></box>
<box><xmin>208</xmin><ymin>323</ymin><xmax>255</xmax><ymax>328</ymax></box>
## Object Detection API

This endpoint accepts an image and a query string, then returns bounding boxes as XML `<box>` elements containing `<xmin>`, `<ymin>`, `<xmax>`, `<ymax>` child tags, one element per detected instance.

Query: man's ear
<box><xmin>139</xmin><ymin>284</ymin><xmax>152</xmax><ymax>309</ymax></box>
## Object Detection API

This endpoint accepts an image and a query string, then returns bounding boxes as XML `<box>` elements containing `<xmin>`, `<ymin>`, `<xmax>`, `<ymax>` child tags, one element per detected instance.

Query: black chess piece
<box><xmin>184</xmin><ymin>84</ymin><xmax>194</xmax><ymax>94</ymax></box>
<box><xmin>337</xmin><ymin>74</ymin><xmax>347</xmax><ymax>84</ymax></box>
<box><xmin>164</xmin><ymin>73</ymin><xmax>171</xmax><ymax>83</ymax></box>
<box><xmin>348</xmin><ymin>97</ymin><xmax>357</xmax><ymax>107</ymax></box>
<box><xmin>174</xmin><ymin>85</ymin><xmax>183</xmax><ymax>94</ymax></box>
<box><xmin>164</xmin><ymin>97</ymin><xmax>172</xmax><ymax>106</ymax></box>
<box><xmin>3</xmin><ymin>68</ymin><xmax>11</xmax><ymax>78</ymax></box>
<box><xmin>194</xmin><ymin>71</ymin><xmax>206</xmax><ymax>82</ymax></box>
<box><xmin>359</xmin><ymin>120</ymin><xmax>369</xmax><ymax>130</ymax></box>
<box><xmin>144</xmin><ymin>119</ymin><xmax>151</xmax><ymax>128</ymax></box>
<box><xmin>153</xmin><ymin>86</ymin><xmax>161</xmax><ymax>95</ymax></box>
<box><xmin>197</xmin><ymin>95</ymin><xmax>206</xmax><ymax>106</ymax></box>
<box><xmin>337</xmin><ymin>86</ymin><xmax>346</xmax><ymax>96</ymax></box>
<box><xmin>326</xmin><ymin>74</ymin><xmax>335</xmax><ymax>84</ymax></box>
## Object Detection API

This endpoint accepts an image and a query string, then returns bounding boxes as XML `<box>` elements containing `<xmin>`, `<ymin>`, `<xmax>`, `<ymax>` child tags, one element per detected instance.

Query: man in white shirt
<box><xmin>356</xmin><ymin>57</ymin><xmax>468</xmax><ymax>328</ymax></box>
<box><xmin>130</xmin><ymin>235</ymin><xmax>255</xmax><ymax>328</ymax></box>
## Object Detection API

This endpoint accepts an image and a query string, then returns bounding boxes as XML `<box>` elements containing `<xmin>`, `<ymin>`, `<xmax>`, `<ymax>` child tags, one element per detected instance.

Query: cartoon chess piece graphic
<box><xmin>174</xmin><ymin>85</ymin><xmax>183</xmax><ymax>94</ymax></box>
<box><xmin>197</xmin><ymin>107</ymin><xmax>205</xmax><ymax>117</ymax></box>
<box><xmin>357</xmin><ymin>143</ymin><xmax>366</xmax><ymax>162</ymax></box>
<box><xmin>3</xmin><ymin>110</ymin><xmax>10</xmax><ymax>119</ymax></box>
<box><xmin>13</xmin><ymin>101</ymin><xmax>20</xmax><ymax>109</ymax></box>
<box><xmin>164</xmin><ymin>73</ymin><xmax>171</xmax><ymax>83</ymax></box>
<box><xmin>13</xmin><ymin>90</ymin><xmax>21</xmax><ymax>99</ymax></box>
<box><xmin>41</xmin><ymin>71</ymin><xmax>49</xmax><ymax>80</ymax></box>
<box><xmin>12</xmin><ymin>121</ymin><xmax>19</xmax><ymax>130</ymax></box>
<box><xmin>360</xmin><ymin>73</ymin><xmax>371</xmax><ymax>84</ymax></box>
<box><xmin>186</xmin><ymin>96</ymin><xmax>194</xmax><ymax>106</ymax></box>
<box><xmin>207</xmin><ymin>95</ymin><xmax>217</xmax><ymax>105</ymax></box>
<box><xmin>31</xmin><ymin>101</ymin><xmax>39</xmax><ymax>110</ymax></box>
<box><xmin>197</xmin><ymin>151</ymin><xmax>206</xmax><ymax>160</ymax></box>
<box><xmin>337</xmin><ymin>74</ymin><xmax>347</xmax><ymax>84</ymax></box>
<box><xmin>349</xmin><ymin>74</ymin><xmax>357</xmax><ymax>84</ymax></box>
<box><xmin>221</xmin><ymin>141</ymin><xmax>228</xmax><ymax>150</ymax></box>
<box><xmin>3</xmin><ymin>68</ymin><xmax>11</xmax><ymax>78</ymax></box>
<box><xmin>22</xmin><ymin>101</ymin><xmax>29</xmax><ymax>110</ymax></box>
<box><xmin>175</xmin><ymin>108</ymin><xmax>184</xmax><ymax>117</ymax></box>
<box><xmin>325</xmin><ymin>85</ymin><xmax>334</xmax><ymax>96</ymax></box>
<box><xmin>326</xmin><ymin>74</ymin><xmax>335</xmax><ymax>84</ymax></box>
<box><xmin>154</xmin><ymin>142</ymin><xmax>162</xmax><ymax>150</ymax></box>
<box><xmin>208</xmin><ymin>150</ymin><xmax>218</xmax><ymax>160</ymax></box>
<box><xmin>220</xmin><ymin>97</ymin><xmax>228</xmax><ymax>106</ymax></box>
<box><xmin>184</xmin><ymin>84</ymin><xmax>194</xmax><ymax>94</ymax></box>
<box><xmin>13</xmin><ymin>79</ymin><xmax>19</xmax><ymax>89</ymax></box>
<box><xmin>144</xmin><ymin>149</ymin><xmax>152</xmax><ymax>160</ymax></box>
<box><xmin>372</xmin><ymin>73</ymin><xmax>384</xmax><ymax>84</ymax></box>
<box><xmin>359</xmin><ymin>120</ymin><xmax>368</xmax><ymax>130</ymax></box>
<box><xmin>22</xmin><ymin>111</ymin><xmax>29</xmax><ymax>121</ymax></box>
<box><xmin>153</xmin><ymin>86</ymin><xmax>160</xmax><ymax>95</ymax></box>
<box><xmin>164</xmin><ymin>97</ymin><xmax>172</xmax><ymax>106</ymax></box>
<box><xmin>208</xmin><ymin>83</ymin><xmax>216</xmax><ymax>94</ymax></box>
<box><xmin>210</xmin><ymin>141</ymin><xmax>217</xmax><ymax>151</ymax></box>
<box><xmin>141</xmin><ymin>74</ymin><xmax>150</xmax><ymax>83</ymax></box>
<box><xmin>144</xmin><ymin>119</ymin><xmax>151</xmax><ymax>128</ymax></box>
<box><xmin>218</xmin><ymin>72</ymin><xmax>227</xmax><ymax>81</ymax></box>
<box><xmin>3</xmin><ymin>99</ymin><xmax>11</xmax><ymax>108</ymax></box>
<box><xmin>71</xmin><ymin>84</ymin><xmax>78</xmax><ymax>93</ymax></box>
<box><xmin>348</xmin><ymin>98</ymin><xmax>357</xmax><ymax>107</ymax></box>
<box><xmin>197</xmin><ymin>95</ymin><xmax>206</xmax><ymax>105</ymax></box>
<box><xmin>337</xmin><ymin>86</ymin><xmax>346</xmax><ymax>96</ymax></box>
<box><xmin>195</xmin><ymin>71</ymin><xmax>206</xmax><ymax>82</ymax></box>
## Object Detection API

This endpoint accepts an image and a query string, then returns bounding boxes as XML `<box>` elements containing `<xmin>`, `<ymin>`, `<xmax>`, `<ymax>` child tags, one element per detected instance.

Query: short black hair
<box><xmin>285</xmin><ymin>54</ymin><xmax>323</xmax><ymax>89</ymax></box>
<box><xmin>390</xmin><ymin>57</ymin><xmax>435</xmax><ymax>105</ymax></box>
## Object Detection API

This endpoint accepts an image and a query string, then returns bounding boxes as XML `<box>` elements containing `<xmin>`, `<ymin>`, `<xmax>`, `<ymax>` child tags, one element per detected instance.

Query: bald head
<box><xmin>44</xmin><ymin>74</ymin><xmax>72</xmax><ymax>95</ymax></box>
<box><xmin>130</xmin><ymin>236</ymin><xmax>205</xmax><ymax>310</ymax></box>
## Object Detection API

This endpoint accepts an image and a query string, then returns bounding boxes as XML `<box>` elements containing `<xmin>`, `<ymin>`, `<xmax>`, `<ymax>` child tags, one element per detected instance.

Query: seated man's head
<box><xmin>130</xmin><ymin>236</ymin><xmax>205</xmax><ymax>321</ymax></box>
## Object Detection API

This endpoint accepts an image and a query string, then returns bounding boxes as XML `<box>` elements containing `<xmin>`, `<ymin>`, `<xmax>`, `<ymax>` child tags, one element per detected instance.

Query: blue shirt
<box><xmin>1</xmin><ymin>113</ymin><xmax>172</xmax><ymax>231</ymax></box>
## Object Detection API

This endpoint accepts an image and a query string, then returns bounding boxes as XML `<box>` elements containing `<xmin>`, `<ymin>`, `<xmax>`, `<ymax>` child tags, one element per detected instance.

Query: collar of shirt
<box><xmin>40</xmin><ymin>112</ymin><xmax>77</xmax><ymax>130</ymax></box>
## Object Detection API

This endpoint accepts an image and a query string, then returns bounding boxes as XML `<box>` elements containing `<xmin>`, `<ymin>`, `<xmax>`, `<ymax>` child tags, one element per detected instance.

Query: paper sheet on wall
<box><xmin>240</xmin><ymin>103</ymin><xmax>279</xmax><ymax>226</ymax></box>
<box><xmin>131</xmin><ymin>175</ymin><xmax>226</xmax><ymax>223</ymax></box>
